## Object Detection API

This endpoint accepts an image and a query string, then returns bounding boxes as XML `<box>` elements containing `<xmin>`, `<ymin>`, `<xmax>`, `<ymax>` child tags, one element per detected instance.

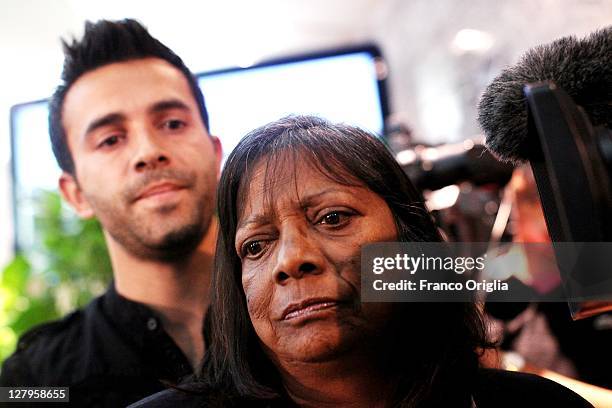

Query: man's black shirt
<box><xmin>0</xmin><ymin>284</ymin><xmax>193</xmax><ymax>407</ymax></box>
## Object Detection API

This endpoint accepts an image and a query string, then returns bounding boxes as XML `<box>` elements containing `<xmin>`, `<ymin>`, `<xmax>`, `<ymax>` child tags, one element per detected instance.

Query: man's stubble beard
<box><xmin>88</xmin><ymin>179</ymin><xmax>216</xmax><ymax>263</ymax></box>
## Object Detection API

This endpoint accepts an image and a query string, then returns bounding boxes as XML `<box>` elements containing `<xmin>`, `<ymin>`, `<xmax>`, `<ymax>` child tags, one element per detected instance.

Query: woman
<box><xmin>133</xmin><ymin>116</ymin><xmax>591</xmax><ymax>407</ymax></box>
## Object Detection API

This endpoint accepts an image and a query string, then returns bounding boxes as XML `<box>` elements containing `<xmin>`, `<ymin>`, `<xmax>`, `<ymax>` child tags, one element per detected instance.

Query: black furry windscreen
<box><xmin>477</xmin><ymin>27</ymin><xmax>612</xmax><ymax>163</ymax></box>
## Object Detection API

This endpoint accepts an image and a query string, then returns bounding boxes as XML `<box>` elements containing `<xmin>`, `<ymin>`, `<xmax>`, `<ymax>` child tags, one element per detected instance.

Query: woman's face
<box><xmin>235</xmin><ymin>159</ymin><xmax>398</xmax><ymax>364</ymax></box>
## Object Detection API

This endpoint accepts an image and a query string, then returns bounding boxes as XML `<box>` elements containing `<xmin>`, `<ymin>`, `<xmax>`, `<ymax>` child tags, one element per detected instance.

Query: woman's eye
<box><xmin>318</xmin><ymin>211</ymin><xmax>351</xmax><ymax>226</ymax></box>
<box><xmin>243</xmin><ymin>240</ymin><xmax>265</xmax><ymax>258</ymax></box>
<box><xmin>322</xmin><ymin>212</ymin><xmax>341</xmax><ymax>225</ymax></box>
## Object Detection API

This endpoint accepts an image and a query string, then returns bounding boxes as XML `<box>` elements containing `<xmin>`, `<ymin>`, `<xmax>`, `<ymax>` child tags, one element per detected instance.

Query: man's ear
<box><xmin>210</xmin><ymin>135</ymin><xmax>223</xmax><ymax>179</ymax></box>
<box><xmin>59</xmin><ymin>172</ymin><xmax>95</xmax><ymax>219</ymax></box>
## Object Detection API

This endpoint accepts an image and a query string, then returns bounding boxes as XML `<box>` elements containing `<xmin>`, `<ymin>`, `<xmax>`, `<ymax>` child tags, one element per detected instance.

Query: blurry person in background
<box><xmin>133</xmin><ymin>116</ymin><xmax>592</xmax><ymax>407</ymax></box>
<box><xmin>484</xmin><ymin>166</ymin><xmax>612</xmax><ymax>405</ymax></box>
<box><xmin>484</xmin><ymin>165</ymin><xmax>576</xmax><ymax>376</ymax></box>
<box><xmin>0</xmin><ymin>19</ymin><xmax>222</xmax><ymax>406</ymax></box>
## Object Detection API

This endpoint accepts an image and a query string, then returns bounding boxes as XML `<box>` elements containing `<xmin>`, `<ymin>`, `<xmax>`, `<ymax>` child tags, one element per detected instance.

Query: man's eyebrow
<box><xmin>85</xmin><ymin>113</ymin><xmax>126</xmax><ymax>138</ymax></box>
<box><xmin>148</xmin><ymin>99</ymin><xmax>191</xmax><ymax>115</ymax></box>
<box><xmin>82</xmin><ymin>100</ymin><xmax>191</xmax><ymax>139</ymax></box>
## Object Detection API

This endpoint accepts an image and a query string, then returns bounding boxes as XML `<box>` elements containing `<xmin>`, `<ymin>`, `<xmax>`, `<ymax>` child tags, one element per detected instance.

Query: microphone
<box><xmin>477</xmin><ymin>28</ymin><xmax>612</xmax><ymax>320</ymax></box>
<box><xmin>477</xmin><ymin>26</ymin><xmax>612</xmax><ymax>164</ymax></box>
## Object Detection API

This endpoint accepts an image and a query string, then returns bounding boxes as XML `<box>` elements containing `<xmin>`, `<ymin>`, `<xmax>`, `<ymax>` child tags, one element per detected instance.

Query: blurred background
<box><xmin>0</xmin><ymin>0</ymin><xmax>611</xmax><ymax>395</ymax></box>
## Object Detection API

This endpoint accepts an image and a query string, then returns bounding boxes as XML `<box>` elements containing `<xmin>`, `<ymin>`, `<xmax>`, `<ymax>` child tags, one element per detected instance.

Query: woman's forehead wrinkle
<box><xmin>237</xmin><ymin>163</ymin><xmax>269</xmax><ymax>229</ymax></box>
<box><xmin>262</xmin><ymin>152</ymin><xmax>302</xmax><ymax>213</ymax></box>
<box><xmin>238</xmin><ymin>156</ymin><xmax>299</xmax><ymax>227</ymax></box>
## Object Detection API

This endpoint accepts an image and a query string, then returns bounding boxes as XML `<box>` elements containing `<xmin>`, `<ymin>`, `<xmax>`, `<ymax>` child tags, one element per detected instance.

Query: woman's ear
<box><xmin>59</xmin><ymin>172</ymin><xmax>95</xmax><ymax>219</ymax></box>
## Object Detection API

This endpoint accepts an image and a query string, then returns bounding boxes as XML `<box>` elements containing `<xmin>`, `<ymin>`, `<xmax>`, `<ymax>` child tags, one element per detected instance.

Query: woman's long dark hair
<box><xmin>201</xmin><ymin>116</ymin><xmax>489</xmax><ymax>407</ymax></box>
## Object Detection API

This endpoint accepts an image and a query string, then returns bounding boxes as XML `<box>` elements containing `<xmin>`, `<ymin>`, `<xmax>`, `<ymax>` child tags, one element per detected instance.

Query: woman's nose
<box><xmin>272</xmin><ymin>226</ymin><xmax>324</xmax><ymax>284</ymax></box>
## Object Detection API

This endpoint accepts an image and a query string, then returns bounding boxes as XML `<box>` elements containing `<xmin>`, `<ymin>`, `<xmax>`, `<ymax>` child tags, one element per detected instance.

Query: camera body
<box><xmin>524</xmin><ymin>81</ymin><xmax>612</xmax><ymax>318</ymax></box>
<box><xmin>525</xmin><ymin>81</ymin><xmax>612</xmax><ymax>242</ymax></box>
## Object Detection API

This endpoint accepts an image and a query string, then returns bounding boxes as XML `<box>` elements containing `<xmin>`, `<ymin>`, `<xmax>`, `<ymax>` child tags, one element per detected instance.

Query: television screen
<box><xmin>10</xmin><ymin>44</ymin><xmax>389</xmax><ymax>252</ymax></box>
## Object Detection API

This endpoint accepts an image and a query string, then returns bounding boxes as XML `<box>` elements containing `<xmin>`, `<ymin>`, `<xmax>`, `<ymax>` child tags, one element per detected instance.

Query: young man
<box><xmin>0</xmin><ymin>19</ymin><xmax>221</xmax><ymax>406</ymax></box>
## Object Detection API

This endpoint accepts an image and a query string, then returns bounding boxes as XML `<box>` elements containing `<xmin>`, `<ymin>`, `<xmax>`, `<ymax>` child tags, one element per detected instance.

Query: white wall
<box><xmin>1</xmin><ymin>0</ymin><xmax>611</xmax><ymax>265</ymax></box>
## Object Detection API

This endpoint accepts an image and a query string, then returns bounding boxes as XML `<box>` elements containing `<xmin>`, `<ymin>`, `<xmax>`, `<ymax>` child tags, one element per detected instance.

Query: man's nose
<box><xmin>272</xmin><ymin>226</ymin><xmax>325</xmax><ymax>284</ymax></box>
<box><xmin>131</xmin><ymin>130</ymin><xmax>171</xmax><ymax>172</ymax></box>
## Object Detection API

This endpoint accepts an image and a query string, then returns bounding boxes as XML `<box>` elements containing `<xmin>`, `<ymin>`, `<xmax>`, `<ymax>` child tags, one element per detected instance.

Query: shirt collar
<box><xmin>100</xmin><ymin>281</ymin><xmax>193</xmax><ymax>380</ymax></box>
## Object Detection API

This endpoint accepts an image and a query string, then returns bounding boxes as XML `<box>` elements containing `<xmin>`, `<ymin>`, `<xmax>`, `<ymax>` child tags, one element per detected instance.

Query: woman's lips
<box><xmin>281</xmin><ymin>298</ymin><xmax>343</xmax><ymax>321</ymax></box>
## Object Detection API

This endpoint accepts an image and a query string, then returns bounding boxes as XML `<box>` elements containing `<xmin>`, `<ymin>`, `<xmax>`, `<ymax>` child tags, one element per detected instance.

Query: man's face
<box><xmin>60</xmin><ymin>58</ymin><xmax>221</xmax><ymax>260</ymax></box>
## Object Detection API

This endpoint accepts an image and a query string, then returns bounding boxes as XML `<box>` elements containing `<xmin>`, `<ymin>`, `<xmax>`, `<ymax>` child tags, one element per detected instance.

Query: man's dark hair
<box><xmin>48</xmin><ymin>18</ymin><xmax>209</xmax><ymax>175</ymax></box>
<box><xmin>200</xmin><ymin>115</ymin><xmax>490</xmax><ymax>407</ymax></box>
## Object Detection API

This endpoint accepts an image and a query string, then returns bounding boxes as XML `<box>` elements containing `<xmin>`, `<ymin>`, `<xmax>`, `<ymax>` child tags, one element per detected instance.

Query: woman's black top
<box><xmin>129</xmin><ymin>368</ymin><xmax>594</xmax><ymax>407</ymax></box>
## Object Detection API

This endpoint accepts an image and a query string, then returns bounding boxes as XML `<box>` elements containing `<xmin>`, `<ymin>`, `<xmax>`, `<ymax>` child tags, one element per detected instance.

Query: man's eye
<box><xmin>98</xmin><ymin>135</ymin><xmax>119</xmax><ymax>148</ymax></box>
<box><xmin>163</xmin><ymin>119</ymin><xmax>186</xmax><ymax>131</ymax></box>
